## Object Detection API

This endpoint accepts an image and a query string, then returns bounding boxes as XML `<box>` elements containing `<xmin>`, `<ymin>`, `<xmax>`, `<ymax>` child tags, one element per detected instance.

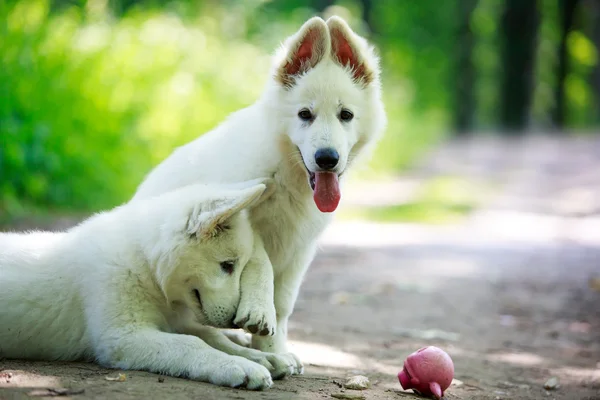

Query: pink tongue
<box><xmin>313</xmin><ymin>172</ymin><xmax>341</xmax><ymax>213</ymax></box>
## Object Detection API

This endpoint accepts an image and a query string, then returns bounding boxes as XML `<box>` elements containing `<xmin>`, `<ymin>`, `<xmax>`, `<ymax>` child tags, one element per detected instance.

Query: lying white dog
<box><xmin>0</xmin><ymin>180</ymin><xmax>290</xmax><ymax>389</ymax></box>
<box><xmin>131</xmin><ymin>15</ymin><xmax>387</xmax><ymax>374</ymax></box>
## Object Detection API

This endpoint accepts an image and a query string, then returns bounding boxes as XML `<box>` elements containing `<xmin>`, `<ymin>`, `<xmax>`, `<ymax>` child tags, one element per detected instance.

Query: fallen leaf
<box><xmin>105</xmin><ymin>373</ymin><xmax>127</xmax><ymax>382</ymax></box>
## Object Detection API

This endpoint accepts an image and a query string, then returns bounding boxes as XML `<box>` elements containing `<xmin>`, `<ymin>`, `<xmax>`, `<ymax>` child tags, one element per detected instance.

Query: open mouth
<box><xmin>309</xmin><ymin>171</ymin><xmax>316</xmax><ymax>190</ymax></box>
<box><xmin>306</xmin><ymin>168</ymin><xmax>345</xmax><ymax>191</ymax></box>
<box><xmin>193</xmin><ymin>289</ymin><xmax>202</xmax><ymax>309</ymax></box>
<box><xmin>192</xmin><ymin>288</ymin><xmax>235</xmax><ymax>329</ymax></box>
<box><xmin>297</xmin><ymin>149</ymin><xmax>342</xmax><ymax>213</ymax></box>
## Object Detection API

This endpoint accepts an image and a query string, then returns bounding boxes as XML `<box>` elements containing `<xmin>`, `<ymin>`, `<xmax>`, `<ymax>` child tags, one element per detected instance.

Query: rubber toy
<box><xmin>397</xmin><ymin>346</ymin><xmax>454</xmax><ymax>399</ymax></box>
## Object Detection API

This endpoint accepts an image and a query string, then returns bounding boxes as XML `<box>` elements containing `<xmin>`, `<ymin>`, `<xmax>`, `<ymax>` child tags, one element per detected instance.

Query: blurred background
<box><xmin>2</xmin><ymin>0</ymin><xmax>600</xmax><ymax>223</ymax></box>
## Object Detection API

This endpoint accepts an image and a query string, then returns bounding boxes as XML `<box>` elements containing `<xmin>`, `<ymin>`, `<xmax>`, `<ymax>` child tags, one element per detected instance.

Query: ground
<box><xmin>1</xmin><ymin>136</ymin><xmax>599</xmax><ymax>400</ymax></box>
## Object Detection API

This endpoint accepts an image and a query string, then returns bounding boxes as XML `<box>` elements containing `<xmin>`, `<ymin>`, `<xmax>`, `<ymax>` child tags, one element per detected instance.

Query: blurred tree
<box><xmin>552</xmin><ymin>0</ymin><xmax>581</xmax><ymax>129</ymax></box>
<box><xmin>5</xmin><ymin>0</ymin><xmax>600</xmax><ymax>219</ymax></box>
<box><xmin>580</xmin><ymin>0</ymin><xmax>600</xmax><ymax>124</ymax></box>
<box><xmin>311</xmin><ymin>0</ymin><xmax>333</xmax><ymax>12</ymax></box>
<box><xmin>499</xmin><ymin>0</ymin><xmax>540</xmax><ymax>133</ymax></box>
<box><xmin>359</xmin><ymin>0</ymin><xmax>375</xmax><ymax>34</ymax></box>
<box><xmin>453</xmin><ymin>0</ymin><xmax>478</xmax><ymax>135</ymax></box>
<box><xmin>110</xmin><ymin>0</ymin><xmax>141</xmax><ymax>15</ymax></box>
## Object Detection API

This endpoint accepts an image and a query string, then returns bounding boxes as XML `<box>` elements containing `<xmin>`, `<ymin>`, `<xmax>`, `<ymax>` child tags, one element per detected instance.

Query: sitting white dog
<box><xmin>0</xmin><ymin>180</ymin><xmax>286</xmax><ymax>390</ymax></box>
<box><xmin>131</xmin><ymin>16</ymin><xmax>386</xmax><ymax>376</ymax></box>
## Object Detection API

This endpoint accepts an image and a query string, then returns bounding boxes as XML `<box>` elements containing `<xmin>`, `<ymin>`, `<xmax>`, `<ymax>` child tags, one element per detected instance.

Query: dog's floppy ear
<box><xmin>326</xmin><ymin>16</ymin><xmax>377</xmax><ymax>87</ymax></box>
<box><xmin>219</xmin><ymin>177</ymin><xmax>276</xmax><ymax>209</ymax></box>
<box><xmin>187</xmin><ymin>183</ymin><xmax>267</xmax><ymax>239</ymax></box>
<box><xmin>275</xmin><ymin>17</ymin><xmax>330</xmax><ymax>88</ymax></box>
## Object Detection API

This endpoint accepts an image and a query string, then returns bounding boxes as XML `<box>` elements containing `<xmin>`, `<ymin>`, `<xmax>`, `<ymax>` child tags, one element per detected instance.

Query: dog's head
<box><xmin>150</xmin><ymin>180</ymin><xmax>273</xmax><ymax>328</ymax></box>
<box><xmin>268</xmin><ymin>16</ymin><xmax>386</xmax><ymax>213</ymax></box>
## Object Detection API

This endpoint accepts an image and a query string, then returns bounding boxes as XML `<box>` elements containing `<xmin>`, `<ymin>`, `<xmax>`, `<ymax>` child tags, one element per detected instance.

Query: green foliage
<box><xmin>3</xmin><ymin>0</ymin><xmax>600</xmax><ymax>221</ymax></box>
<box><xmin>1</xmin><ymin>0</ymin><xmax>448</xmax><ymax>217</ymax></box>
<box><xmin>471</xmin><ymin>0</ymin><xmax>502</xmax><ymax>129</ymax></box>
<box><xmin>1</xmin><ymin>0</ymin><xmax>271</xmax><ymax>215</ymax></box>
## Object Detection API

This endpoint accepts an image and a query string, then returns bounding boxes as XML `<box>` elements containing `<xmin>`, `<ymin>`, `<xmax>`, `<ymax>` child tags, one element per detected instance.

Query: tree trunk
<box><xmin>552</xmin><ymin>0</ymin><xmax>581</xmax><ymax>129</ymax></box>
<box><xmin>499</xmin><ymin>0</ymin><xmax>541</xmax><ymax>133</ymax></box>
<box><xmin>584</xmin><ymin>0</ymin><xmax>600</xmax><ymax>125</ymax></box>
<box><xmin>360</xmin><ymin>0</ymin><xmax>376</xmax><ymax>34</ymax></box>
<box><xmin>454</xmin><ymin>0</ymin><xmax>478</xmax><ymax>135</ymax></box>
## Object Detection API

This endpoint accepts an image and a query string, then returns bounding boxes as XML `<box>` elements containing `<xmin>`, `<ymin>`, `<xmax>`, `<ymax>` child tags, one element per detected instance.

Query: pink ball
<box><xmin>397</xmin><ymin>346</ymin><xmax>454</xmax><ymax>399</ymax></box>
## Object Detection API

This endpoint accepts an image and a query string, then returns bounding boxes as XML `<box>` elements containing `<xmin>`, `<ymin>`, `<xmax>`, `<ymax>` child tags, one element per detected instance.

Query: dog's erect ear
<box><xmin>276</xmin><ymin>17</ymin><xmax>330</xmax><ymax>88</ymax></box>
<box><xmin>187</xmin><ymin>184</ymin><xmax>267</xmax><ymax>239</ymax></box>
<box><xmin>327</xmin><ymin>16</ymin><xmax>376</xmax><ymax>87</ymax></box>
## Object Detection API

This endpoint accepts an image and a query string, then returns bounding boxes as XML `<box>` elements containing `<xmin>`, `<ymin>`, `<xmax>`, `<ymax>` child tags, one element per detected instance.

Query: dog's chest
<box><xmin>250</xmin><ymin>190</ymin><xmax>330</xmax><ymax>273</ymax></box>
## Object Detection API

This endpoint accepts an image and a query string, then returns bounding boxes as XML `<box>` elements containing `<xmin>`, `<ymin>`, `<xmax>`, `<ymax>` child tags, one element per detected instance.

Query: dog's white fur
<box><xmin>131</xmin><ymin>16</ymin><xmax>386</xmax><ymax>375</ymax></box>
<box><xmin>0</xmin><ymin>180</ymin><xmax>295</xmax><ymax>389</ymax></box>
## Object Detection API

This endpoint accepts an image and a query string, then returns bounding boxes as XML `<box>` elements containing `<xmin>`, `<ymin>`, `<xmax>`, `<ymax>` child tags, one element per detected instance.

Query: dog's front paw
<box><xmin>243</xmin><ymin>351</ymin><xmax>297</xmax><ymax>380</ymax></box>
<box><xmin>234</xmin><ymin>302</ymin><xmax>276</xmax><ymax>337</ymax></box>
<box><xmin>209</xmin><ymin>356</ymin><xmax>273</xmax><ymax>390</ymax></box>
<box><xmin>281</xmin><ymin>352</ymin><xmax>304</xmax><ymax>375</ymax></box>
<box><xmin>251</xmin><ymin>336</ymin><xmax>303</xmax><ymax>375</ymax></box>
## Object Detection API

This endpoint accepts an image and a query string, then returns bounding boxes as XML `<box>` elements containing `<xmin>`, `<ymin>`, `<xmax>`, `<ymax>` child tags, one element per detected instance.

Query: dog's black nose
<box><xmin>314</xmin><ymin>148</ymin><xmax>339</xmax><ymax>170</ymax></box>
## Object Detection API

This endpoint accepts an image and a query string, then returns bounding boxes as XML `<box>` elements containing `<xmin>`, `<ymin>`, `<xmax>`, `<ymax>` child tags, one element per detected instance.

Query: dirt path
<box><xmin>1</xmin><ymin>135</ymin><xmax>599</xmax><ymax>400</ymax></box>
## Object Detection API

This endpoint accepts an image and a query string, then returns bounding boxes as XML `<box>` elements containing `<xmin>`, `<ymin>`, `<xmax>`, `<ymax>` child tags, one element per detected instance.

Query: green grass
<box><xmin>358</xmin><ymin>202</ymin><xmax>475</xmax><ymax>224</ymax></box>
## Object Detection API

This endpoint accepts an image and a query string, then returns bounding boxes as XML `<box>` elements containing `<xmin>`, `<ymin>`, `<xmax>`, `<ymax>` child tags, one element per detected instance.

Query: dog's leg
<box><xmin>222</xmin><ymin>329</ymin><xmax>252</xmax><ymax>347</ymax></box>
<box><xmin>234</xmin><ymin>234</ymin><xmax>277</xmax><ymax>336</ymax></box>
<box><xmin>96</xmin><ymin>328</ymin><xmax>273</xmax><ymax>390</ymax></box>
<box><xmin>181</xmin><ymin>324</ymin><xmax>294</xmax><ymax>380</ymax></box>
<box><xmin>250</xmin><ymin>244</ymin><xmax>317</xmax><ymax>375</ymax></box>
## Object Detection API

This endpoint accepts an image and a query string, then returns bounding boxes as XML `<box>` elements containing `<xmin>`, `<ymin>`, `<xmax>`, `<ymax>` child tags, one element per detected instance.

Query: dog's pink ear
<box><xmin>327</xmin><ymin>16</ymin><xmax>374</xmax><ymax>87</ymax></box>
<box><xmin>276</xmin><ymin>17</ymin><xmax>329</xmax><ymax>88</ymax></box>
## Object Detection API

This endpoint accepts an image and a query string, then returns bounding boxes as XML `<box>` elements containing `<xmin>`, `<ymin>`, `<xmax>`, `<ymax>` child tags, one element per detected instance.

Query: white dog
<box><xmin>0</xmin><ymin>180</ymin><xmax>293</xmax><ymax>390</ymax></box>
<box><xmin>131</xmin><ymin>16</ymin><xmax>386</xmax><ymax>375</ymax></box>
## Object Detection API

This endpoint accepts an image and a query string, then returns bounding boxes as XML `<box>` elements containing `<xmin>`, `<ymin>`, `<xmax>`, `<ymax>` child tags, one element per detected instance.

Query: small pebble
<box><xmin>452</xmin><ymin>378</ymin><xmax>464</xmax><ymax>387</ymax></box>
<box><xmin>543</xmin><ymin>377</ymin><xmax>560</xmax><ymax>390</ymax></box>
<box><xmin>344</xmin><ymin>375</ymin><xmax>371</xmax><ymax>390</ymax></box>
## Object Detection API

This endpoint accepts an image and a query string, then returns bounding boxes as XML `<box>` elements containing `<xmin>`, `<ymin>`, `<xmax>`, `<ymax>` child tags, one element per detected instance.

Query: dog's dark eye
<box><xmin>220</xmin><ymin>260</ymin><xmax>235</xmax><ymax>275</ymax></box>
<box><xmin>340</xmin><ymin>109</ymin><xmax>354</xmax><ymax>121</ymax></box>
<box><xmin>298</xmin><ymin>109</ymin><xmax>313</xmax><ymax>121</ymax></box>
